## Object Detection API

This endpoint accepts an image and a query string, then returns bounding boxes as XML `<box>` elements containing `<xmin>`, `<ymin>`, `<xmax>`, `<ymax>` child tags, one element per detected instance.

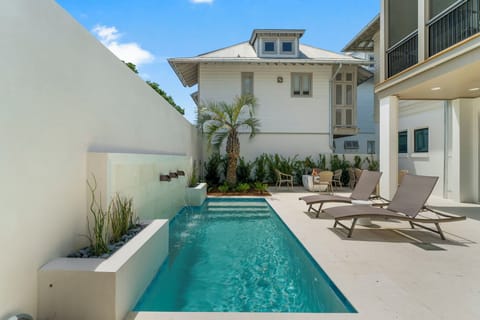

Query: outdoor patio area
<box><xmin>266</xmin><ymin>187</ymin><xmax>480</xmax><ymax>320</ymax></box>
<box><xmin>128</xmin><ymin>187</ymin><xmax>480</xmax><ymax>320</ymax></box>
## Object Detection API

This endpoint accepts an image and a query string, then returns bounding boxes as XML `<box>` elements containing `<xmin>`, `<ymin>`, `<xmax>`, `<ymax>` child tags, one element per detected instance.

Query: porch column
<box><xmin>379</xmin><ymin>95</ymin><xmax>399</xmax><ymax>200</ymax></box>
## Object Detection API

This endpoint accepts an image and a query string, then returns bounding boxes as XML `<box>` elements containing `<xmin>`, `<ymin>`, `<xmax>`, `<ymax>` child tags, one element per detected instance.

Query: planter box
<box><xmin>38</xmin><ymin>219</ymin><xmax>169</xmax><ymax>320</ymax></box>
<box><xmin>185</xmin><ymin>182</ymin><xmax>207</xmax><ymax>206</ymax></box>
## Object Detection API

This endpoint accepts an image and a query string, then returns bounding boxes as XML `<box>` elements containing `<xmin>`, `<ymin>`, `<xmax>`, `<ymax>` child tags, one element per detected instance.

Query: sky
<box><xmin>56</xmin><ymin>0</ymin><xmax>380</xmax><ymax>123</ymax></box>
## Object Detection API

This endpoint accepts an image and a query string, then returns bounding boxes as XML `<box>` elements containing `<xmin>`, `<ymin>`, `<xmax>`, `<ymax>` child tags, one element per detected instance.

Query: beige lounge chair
<box><xmin>299</xmin><ymin>170</ymin><xmax>382</xmax><ymax>217</ymax></box>
<box><xmin>274</xmin><ymin>169</ymin><xmax>293</xmax><ymax>189</ymax></box>
<box><xmin>332</xmin><ymin>169</ymin><xmax>343</xmax><ymax>190</ymax></box>
<box><xmin>324</xmin><ymin>174</ymin><xmax>466</xmax><ymax>239</ymax></box>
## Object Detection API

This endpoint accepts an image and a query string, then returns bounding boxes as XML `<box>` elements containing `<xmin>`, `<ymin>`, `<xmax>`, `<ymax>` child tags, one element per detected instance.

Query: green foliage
<box><xmin>316</xmin><ymin>154</ymin><xmax>327</xmax><ymax>170</ymax></box>
<box><xmin>110</xmin><ymin>194</ymin><xmax>135</xmax><ymax>243</ymax></box>
<box><xmin>204</xmin><ymin>153</ymin><xmax>222</xmax><ymax>187</ymax></box>
<box><xmin>198</xmin><ymin>95</ymin><xmax>260</xmax><ymax>186</ymax></box>
<box><xmin>353</xmin><ymin>155</ymin><xmax>363</xmax><ymax>169</ymax></box>
<box><xmin>365</xmin><ymin>156</ymin><xmax>379</xmax><ymax>171</ymax></box>
<box><xmin>253</xmin><ymin>181</ymin><xmax>269</xmax><ymax>194</ymax></box>
<box><xmin>218</xmin><ymin>182</ymin><xmax>229</xmax><ymax>193</ymax></box>
<box><xmin>146</xmin><ymin>80</ymin><xmax>185</xmax><ymax>115</ymax></box>
<box><xmin>265</xmin><ymin>153</ymin><xmax>298</xmax><ymax>184</ymax></box>
<box><xmin>253</xmin><ymin>154</ymin><xmax>268</xmax><ymax>183</ymax></box>
<box><xmin>123</xmin><ymin>61</ymin><xmax>185</xmax><ymax>115</ymax></box>
<box><xmin>187</xmin><ymin>164</ymin><xmax>198</xmax><ymax>187</ymax></box>
<box><xmin>330</xmin><ymin>154</ymin><xmax>351</xmax><ymax>185</ymax></box>
<box><xmin>125</xmin><ymin>61</ymin><xmax>139</xmax><ymax>74</ymax></box>
<box><xmin>235</xmin><ymin>183</ymin><xmax>251</xmax><ymax>192</ymax></box>
<box><xmin>236</xmin><ymin>157</ymin><xmax>253</xmax><ymax>183</ymax></box>
<box><xmin>86</xmin><ymin>176</ymin><xmax>110</xmax><ymax>256</ymax></box>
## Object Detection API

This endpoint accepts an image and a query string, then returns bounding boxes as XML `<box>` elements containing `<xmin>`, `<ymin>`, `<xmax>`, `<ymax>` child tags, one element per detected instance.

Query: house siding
<box><xmin>199</xmin><ymin>63</ymin><xmax>333</xmax><ymax>159</ymax></box>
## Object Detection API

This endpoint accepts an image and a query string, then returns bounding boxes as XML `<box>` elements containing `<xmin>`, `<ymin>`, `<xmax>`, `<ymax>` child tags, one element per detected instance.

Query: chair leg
<box><xmin>347</xmin><ymin>218</ymin><xmax>358</xmax><ymax>238</ymax></box>
<box><xmin>315</xmin><ymin>203</ymin><xmax>325</xmax><ymax>218</ymax></box>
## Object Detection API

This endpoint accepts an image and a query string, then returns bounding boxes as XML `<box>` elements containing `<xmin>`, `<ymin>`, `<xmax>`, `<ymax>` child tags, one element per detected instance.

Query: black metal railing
<box><xmin>387</xmin><ymin>31</ymin><xmax>418</xmax><ymax>78</ymax></box>
<box><xmin>428</xmin><ymin>0</ymin><xmax>480</xmax><ymax>56</ymax></box>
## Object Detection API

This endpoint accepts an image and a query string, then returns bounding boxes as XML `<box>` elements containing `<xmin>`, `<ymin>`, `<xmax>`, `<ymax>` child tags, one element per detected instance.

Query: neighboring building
<box><xmin>169</xmin><ymin>29</ymin><xmax>371</xmax><ymax>160</ymax></box>
<box><xmin>349</xmin><ymin>1</ymin><xmax>480</xmax><ymax>202</ymax></box>
<box><xmin>333</xmin><ymin>54</ymin><xmax>377</xmax><ymax>155</ymax></box>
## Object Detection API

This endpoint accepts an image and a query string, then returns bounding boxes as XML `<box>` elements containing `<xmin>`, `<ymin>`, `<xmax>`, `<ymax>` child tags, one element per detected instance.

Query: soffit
<box><xmin>342</xmin><ymin>15</ymin><xmax>379</xmax><ymax>52</ymax></box>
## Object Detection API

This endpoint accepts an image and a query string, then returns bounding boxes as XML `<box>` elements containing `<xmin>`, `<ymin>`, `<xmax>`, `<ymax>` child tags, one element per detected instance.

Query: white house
<box><xmin>169</xmin><ymin>29</ymin><xmax>372</xmax><ymax>161</ymax></box>
<box><xmin>348</xmin><ymin>1</ymin><xmax>480</xmax><ymax>202</ymax></box>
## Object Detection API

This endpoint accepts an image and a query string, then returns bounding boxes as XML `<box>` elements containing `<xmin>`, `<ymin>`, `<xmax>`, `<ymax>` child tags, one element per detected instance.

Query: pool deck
<box><xmin>128</xmin><ymin>187</ymin><xmax>480</xmax><ymax>320</ymax></box>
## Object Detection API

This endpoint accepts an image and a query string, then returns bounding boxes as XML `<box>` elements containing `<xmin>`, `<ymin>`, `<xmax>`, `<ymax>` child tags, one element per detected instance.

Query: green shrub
<box><xmin>204</xmin><ymin>152</ymin><xmax>222</xmax><ymax>187</ymax></box>
<box><xmin>236</xmin><ymin>183</ymin><xmax>251</xmax><ymax>192</ymax></box>
<box><xmin>254</xmin><ymin>181</ymin><xmax>268</xmax><ymax>194</ymax></box>
<box><xmin>110</xmin><ymin>193</ymin><xmax>135</xmax><ymax>243</ymax></box>
<box><xmin>353</xmin><ymin>155</ymin><xmax>363</xmax><ymax>169</ymax></box>
<box><xmin>365</xmin><ymin>156</ymin><xmax>379</xmax><ymax>171</ymax></box>
<box><xmin>237</xmin><ymin>157</ymin><xmax>253</xmax><ymax>183</ymax></box>
<box><xmin>330</xmin><ymin>154</ymin><xmax>351</xmax><ymax>185</ymax></box>
<box><xmin>253</xmin><ymin>154</ymin><xmax>268</xmax><ymax>183</ymax></box>
<box><xmin>86</xmin><ymin>176</ymin><xmax>110</xmax><ymax>256</ymax></box>
<box><xmin>218</xmin><ymin>182</ymin><xmax>229</xmax><ymax>193</ymax></box>
<box><xmin>265</xmin><ymin>153</ymin><xmax>297</xmax><ymax>184</ymax></box>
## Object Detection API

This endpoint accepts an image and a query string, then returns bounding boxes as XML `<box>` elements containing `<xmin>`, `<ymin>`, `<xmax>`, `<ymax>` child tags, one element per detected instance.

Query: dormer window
<box><xmin>250</xmin><ymin>30</ymin><xmax>304</xmax><ymax>58</ymax></box>
<box><xmin>263</xmin><ymin>40</ymin><xmax>276</xmax><ymax>54</ymax></box>
<box><xmin>281</xmin><ymin>41</ymin><xmax>293</xmax><ymax>53</ymax></box>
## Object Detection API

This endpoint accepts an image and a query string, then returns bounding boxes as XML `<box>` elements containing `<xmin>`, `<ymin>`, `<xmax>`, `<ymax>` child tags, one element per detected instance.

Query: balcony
<box><xmin>386</xmin><ymin>31</ymin><xmax>418</xmax><ymax>78</ymax></box>
<box><xmin>428</xmin><ymin>0</ymin><xmax>480</xmax><ymax>57</ymax></box>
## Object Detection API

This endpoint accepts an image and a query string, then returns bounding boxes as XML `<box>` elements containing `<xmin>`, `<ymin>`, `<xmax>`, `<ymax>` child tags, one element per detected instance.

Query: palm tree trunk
<box><xmin>226</xmin><ymin>131</ymin><xmax>239</xmax><ymax>187</ymax></box>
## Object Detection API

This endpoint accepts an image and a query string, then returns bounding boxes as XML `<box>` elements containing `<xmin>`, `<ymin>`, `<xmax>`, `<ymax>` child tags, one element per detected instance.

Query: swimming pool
<box><xmin>134</xmin><ymin>198</ymin><xmax>355</xmax><ymax>313</ymax></box>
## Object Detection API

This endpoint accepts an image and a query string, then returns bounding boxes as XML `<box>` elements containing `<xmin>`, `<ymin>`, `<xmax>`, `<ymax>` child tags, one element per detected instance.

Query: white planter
<box><xmin>185</xmin><ymin>182</ymin><xmax>207</xmax><ymax>206</ymax></box>
<box><xmin>38</xmin><ymin>219</ymin><xmax>169</xmax><ymax>320</ymax></box>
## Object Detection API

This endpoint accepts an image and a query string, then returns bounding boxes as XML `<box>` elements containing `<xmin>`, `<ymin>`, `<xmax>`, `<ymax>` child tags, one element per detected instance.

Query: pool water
<box><xmin>134</xmin><ymin>198</ymin><xmax>355</xmax><ymax>313</ymax></box>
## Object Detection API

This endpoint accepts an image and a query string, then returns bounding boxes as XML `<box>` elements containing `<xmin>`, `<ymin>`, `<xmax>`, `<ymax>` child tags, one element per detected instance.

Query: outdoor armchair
<box><xmin>274</xmin><ymin>169</ymin><xmax>294</xmax><ymax>189</ymax></box>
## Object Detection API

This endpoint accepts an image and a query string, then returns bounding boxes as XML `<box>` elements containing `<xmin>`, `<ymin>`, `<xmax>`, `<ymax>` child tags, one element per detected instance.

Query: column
<box><xmin>379</xmin><ymin>95</ymin><xmax>399</xmax><ymax>200</ymax></box>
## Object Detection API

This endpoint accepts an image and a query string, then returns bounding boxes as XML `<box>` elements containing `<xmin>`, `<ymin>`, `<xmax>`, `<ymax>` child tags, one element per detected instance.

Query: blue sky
<box><xmin>56</xmin><ymin>0</ymin><xmax>379</xmax><ymax>123</ymax></box>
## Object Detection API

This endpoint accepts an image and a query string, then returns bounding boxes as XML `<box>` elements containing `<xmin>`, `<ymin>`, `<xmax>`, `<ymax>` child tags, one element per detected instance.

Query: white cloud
<box><xmin>92</xmin><ymin>25</ymin><xmax>154</xmax><ymax>66</ymax></box>
<box><xmin>190</xmin><ymin>0</ymin><xmax>214</xmax><ymax>3</ymax></box>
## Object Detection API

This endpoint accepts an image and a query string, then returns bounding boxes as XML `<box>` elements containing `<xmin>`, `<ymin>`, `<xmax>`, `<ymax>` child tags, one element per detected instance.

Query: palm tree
<box><xmin>198</xmin><ymin>95</ymin><xmax>260</xmax><ymax>187</ymax></box>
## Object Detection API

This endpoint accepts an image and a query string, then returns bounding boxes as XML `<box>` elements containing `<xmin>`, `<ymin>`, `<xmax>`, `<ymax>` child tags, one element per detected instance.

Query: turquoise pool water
<box><xmin>134</xmin><ymin>198</ymin><xmax>355</xmax><ymax>313</ymax></box>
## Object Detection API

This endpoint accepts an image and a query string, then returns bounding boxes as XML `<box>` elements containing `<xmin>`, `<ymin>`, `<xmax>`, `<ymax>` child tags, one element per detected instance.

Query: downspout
<box><xmin>329</xmin><ymin>63</ymin><xmax>343</xmax><ymax>152</ymax></box>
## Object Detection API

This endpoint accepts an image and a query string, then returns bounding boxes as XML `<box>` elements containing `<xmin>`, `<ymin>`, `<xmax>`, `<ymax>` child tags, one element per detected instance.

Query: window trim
<box><xmin>344</xmin><ymin>140</ymin><xmax>359</xmax><ymax>150</ymax></box>
<box><xmin>414</xmin><ymin>127</ymin><xmax>429</xmax><ymax>153</ymax></box>
<box><xmin>280</xmin><ymin>39</ymin><xmax>295</xmax><ymax>55</ymax></box>
<box><xmin>291</xmin><ymin>73</ymin><xmax>312</xmax><ymax>98</ymax></box>
<box><xmin>398</xmin><ymin>130</ymin><xmax>408</xmax><ymax>153</ymax></box>
<box><xmin>333</xmin><ymin>69</ymin><xmax>357</xmax><ymax>127</ymax></box>
<box><xmin>367</xmin><ymin>140</ymin><xmax>376</xmax><ymax>154</ymax></box>
<box><xmin>241</xmin><ymin>72</ymin><xmax>254</xmax><ymax>96</ymax></box>
<box><xmin>262</xmin><ymin>39</ymin><xmax>277</xmax><ymax>55</ymax></box>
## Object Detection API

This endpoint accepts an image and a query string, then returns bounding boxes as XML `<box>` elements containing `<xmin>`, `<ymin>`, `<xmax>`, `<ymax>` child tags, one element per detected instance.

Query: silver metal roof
<box><xmin>169</xmin><ymin>42</ymin><xmax>369</xmax><ymax>87</ymax></box>
<box><xmin>342</xmin><ymin>14</ymin><xmax>380</xmax><ymax>52</ymax></box>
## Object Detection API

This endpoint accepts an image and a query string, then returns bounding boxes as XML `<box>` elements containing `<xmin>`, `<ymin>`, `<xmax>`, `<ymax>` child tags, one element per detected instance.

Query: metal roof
<box><xmin>342</xmin><ymin>14</ymin><xmax>380</xmax><ymax>52</ymax></box>
<box><xmin>169</xmin><ymin>42</ymin><xmax>369</xmax><ymax>87</ymax></box>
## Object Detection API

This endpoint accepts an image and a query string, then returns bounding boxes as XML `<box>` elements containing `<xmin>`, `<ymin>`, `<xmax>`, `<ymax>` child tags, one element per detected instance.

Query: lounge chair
<box><xmin>324</xmin><ymin>174</ymin><xmax>466</xmax><ymax>239</ymax></box>
<box><xmin>299</xmin><ymin>170</ymin><xmax>382</xmax><ymax>217</ymax></box>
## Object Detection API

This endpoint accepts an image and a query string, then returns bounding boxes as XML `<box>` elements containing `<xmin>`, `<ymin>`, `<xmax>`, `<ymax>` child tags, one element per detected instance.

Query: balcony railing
<box><xmin>428</xmin><ymin>0</ymin><xmax>480</xmax><ymax>56</ymax></box>
<box><xmin>387</xmin><ymin>31</ymin><xmax>418</xmax><ymax>78</ymax></box>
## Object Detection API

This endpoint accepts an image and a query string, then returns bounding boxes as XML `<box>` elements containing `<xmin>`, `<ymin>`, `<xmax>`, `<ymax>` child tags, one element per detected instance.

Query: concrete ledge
<box><xmin>38</xmin><ymin>219</ymin><xmax>169</xmax><ymax>320</ymax></box>
<box><xmin>185</xmin><ymin>182</ymin><xmax>207</xmax><ymax>206</ymax></box>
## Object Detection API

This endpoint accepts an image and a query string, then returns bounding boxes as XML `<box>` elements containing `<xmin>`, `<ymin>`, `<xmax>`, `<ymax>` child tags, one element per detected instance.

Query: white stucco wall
<box><xmin>0</xmin><ymin>0</ymin><xmax>200</xmax><ymax>318</ymax></box>
<box><xmin>398</xmin><ymin>100</ymin><xmax>446</xmax><ymax>197</ymax></box>
<box><xmin>198</xmin><ymin>63</ymin><xmax>333</xmax><ymax>158</ymax></box>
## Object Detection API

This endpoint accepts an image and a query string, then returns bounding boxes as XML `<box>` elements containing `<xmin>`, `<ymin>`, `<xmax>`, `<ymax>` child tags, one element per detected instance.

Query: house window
<box><xmin>263</xmin><ymin>40</ymin><xmax>276</xmax><ymax>54</ymax></box>
<box><xmin>291</xmin><ymin>73</ymin><xmax>312</xmax><ymax>97</ymax></box>
<box><xmin>281</xmin><ymin>41</ymin><xmax>293</xmax><ymax>53</ymax></box>
<box><xmin>333</xmin><ymin>69</ymin><xmax>356</xmax><ymax>127</ymax></box>
<box><xmin>344</xmin><ymin>140</ymin><xmax>359</xmax><ymax>150</ymax></box>
<box><xmin>414</xmin><ymin>128</ymin><xmax>429</xmax><ymax>152</ymax></box>
<box><xmin>367</xmin><ymin>140</ymin><xmax>375</xmax><ymax>154</ymax></box>
<box><xmin>398</xmin><ymin>130</ymin><xmax>408</xmax><ymax>153</ymax></box>
<box><xmin>241</xmin><ymin>72</ymin><xmax>254</xmax><ymax>95</ymax></box>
